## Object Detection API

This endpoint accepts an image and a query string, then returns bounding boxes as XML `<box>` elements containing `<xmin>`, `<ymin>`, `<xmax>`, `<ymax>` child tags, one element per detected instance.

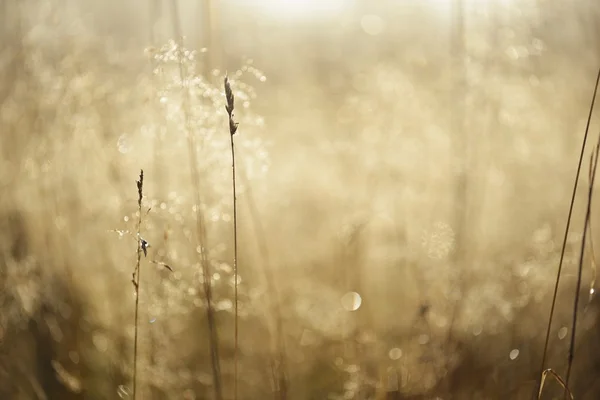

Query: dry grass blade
<box><xmin>537</xmin><ymin>369</ymin><xmax>574</xmax><ymax>400</ymax></box>
<box><xmin>536</xmin><ymin>67</ymin><xmax>600</xmax><ymax>398</ymax></box>
<box><xmin>132</xmin><ymin>169</ymin><xmax>144</xmax><ymax>400</ymax></box>
<box><xmin>224</xmin><ymin>74</ymin><xmax>240</xmax><ymax>400</ymax></box>
<box><xmin>150</xmin><ymin>260</ymin><xmax>174</xmax><ymax>272</ymax></box>
<box><xmin>587</xmin><ymin>150</ymin><xmax>598</xmax><ymax>303</ymax></box>
<box><xmin>565</xmin><ymin>117</ymin><xmax>600</xmax><ymax>393</ymax></box>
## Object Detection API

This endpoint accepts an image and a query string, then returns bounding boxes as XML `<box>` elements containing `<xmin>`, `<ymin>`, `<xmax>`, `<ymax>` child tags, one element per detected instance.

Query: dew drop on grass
<box><xmin>388</xmin><ymin>348</ymin><xmax>402</xmax><ymax>360</ymax></box>
<box><xmin>509</xmin><ymin>349</ymin><xmax>520</xmax><ymax>360</ymax></box>
<box><xmin>92</xmin><ymin>333</ymin><xmax>108</xmax><ymax>352</ymax></box>
<box><xmin>117</xmin><ymin>134</ymin><xmax>130</xmax><ymax>154</ymax></box>
<box><xmin>216</xmin><ymin>299</ymin><xmax>232</xmax><ymax>311</ymax></box>
<box><xmin>558</xmin><ymin>327</ymin><xmax>568</xmax><ymax>340</ymax></box>
<box><xmin>418</xmin><ymin>334</ymin><xmax>430</xmax><ymax>345</ymax></box>
<box><xmin>341</xmin><ymin>292</ymin><xmax>362</xmax><ymax>311</ymax></box>
<box><xmin>69</xmin><ymin>351</ymin><xmax>79</xmax><ymax>364</ymax></box>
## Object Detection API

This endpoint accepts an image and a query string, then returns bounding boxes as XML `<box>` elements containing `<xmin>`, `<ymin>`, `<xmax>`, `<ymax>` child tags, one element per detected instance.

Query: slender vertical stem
<box><xmin>170</xmin><ymin>1</ymin><xmax>223</xmax><ymax>398</ymax></box>
<box><xmin>132</xmin><ymin>169</ymin><xmax>144</xmax><ymax>400</ymax></box>
<box><xmin>231</xmin><ymin>133</ymin><xmax>238</xmax><ymax>400</ymax></box>
<box><xmin>224</xmin><ymin>75</ymin><xmax>239</xmax><ymax>400</ymax></box>
<box><xmin>565</xmin><ymin>132</ymin><xmax>600</xmax><ymax>393</ymax></box>
<box><xmin>535</xmin><ymin>66</ymin><xmax>600</xmax><ymax>399</ymax></box>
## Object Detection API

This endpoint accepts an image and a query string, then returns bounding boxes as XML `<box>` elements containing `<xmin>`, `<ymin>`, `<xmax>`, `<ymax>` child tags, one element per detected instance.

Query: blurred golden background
<box><xmin>1</xmin><ymin>0</ymin><xmax>600</xmax><ymax>399</ymax></box>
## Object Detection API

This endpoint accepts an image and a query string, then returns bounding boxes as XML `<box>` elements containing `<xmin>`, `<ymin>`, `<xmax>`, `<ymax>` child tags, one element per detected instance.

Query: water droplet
<box><xmin>69</xmin><ymin>351</ymin><xmax>80</xmax><ymax>364</ymax></box>
<box><xmin>341</xmin><ymin>292</ymin><xmax>362</xmax><ymax>311</ymax></box>
<box><xmin>509</xmin><ymin>349</ymin><xmax>519</xmax><ymax>360</ymax></box>
<box><xmin>388</xmin><ymin>348</ymin><xmax>402</xmax><ymax>360</ymax></box>
<box><xmin>117</xmin><ymin>134</ymin><xmax>131</xmax><ymax>154</ymax></box>
<box><xmin>117</xmin><ymin>385</ymin><xmax>131</xmax><ymax>398</ymax></box>
<box><xmin>361</xmin><ymin>14</ymin><xmax>385</xmax><ymax>36</ymax></box>
<box><xmin>418</xmin><ymin>334</ymin><xmax>430</xmax><ymax>345</ymax></box>
<box><xmin>216</xmin><ymin>299</ymin><xmax>232</xmax><ymax>311</ymax></box>
<box><xmin>92</xmin><ymin>333</ymin><xmax>108</xmax><ymax>353</ymax></box>
<box><xmin>149</xmin><ymin>318</ymin><xmax>156</xmax><ymax>324</ymax></box>
<box><xmin>558</xmin><ymin>327</ymin><xmax>568</xmax><ymax>340</ymax></box>
<box><xmin>345</xmin><ymin>364</ymin><xmax>359</xmax><ymax>374</ymax></box>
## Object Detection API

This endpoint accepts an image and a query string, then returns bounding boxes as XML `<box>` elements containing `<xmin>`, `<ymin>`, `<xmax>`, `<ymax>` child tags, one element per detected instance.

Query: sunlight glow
<box><xmin>427</xmin><ymin>0</ymin><xmax>514</xmax><ymax>14</ymax></box>
<box><xmin>428</xmin><ymin>0</ymin><xmax>506</xmax><ymax>4</ymax></box>
<box><xmin>254</xmin><ymin>0</ymin><xmax>347</xmax><ymax>18</ymax></box>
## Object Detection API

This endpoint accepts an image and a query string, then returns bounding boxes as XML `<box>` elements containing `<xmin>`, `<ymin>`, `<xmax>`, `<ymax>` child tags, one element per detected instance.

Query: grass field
<box><xmin>1</xmin><ymin>0</ymin><xmax>600</xmax><ymax>399</ymax></box>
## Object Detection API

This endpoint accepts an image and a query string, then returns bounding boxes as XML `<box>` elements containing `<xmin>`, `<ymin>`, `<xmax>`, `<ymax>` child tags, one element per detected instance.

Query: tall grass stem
<box><xmin>170</xmin><ymin>1</ymin><xmax>223</xmax><ymax>398</ymax></box>
<box><xmin>535</xmin><ymin>66</ymin><xmax>600</xmax><ymax>398</ymax></box>
<box><xmin>132</xmin><ymin>169</ymin><xmax>144</xmax><ymax>400</ymax></box>
<box><xmin>224</xmin><ymin>75</ymin><xmax>240</xmax><ymax>400</ymax></box>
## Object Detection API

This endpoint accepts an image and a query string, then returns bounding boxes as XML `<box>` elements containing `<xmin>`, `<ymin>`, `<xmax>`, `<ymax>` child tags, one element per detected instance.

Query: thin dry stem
<box><xmin>535</xmin><ymin>66</ymin><xmax>600</xmax><ymax>398</ymax></box>
<box><xmin>565</xmin><ymin>132</ymin><xmax>600</xmax><ymax>392</ymax></box>
<box><xmin>537</xmin><ymin>369</ymin><xmax>574</xmax><ymax>400</ymax></box>
<box><xmin>169</xmin><ymin>1</ymin><xmax>223</xmax><ymax>399</ymax></box>
<box><xmin>224</xmin><ymin>75</ymin><xmax>240</xmax><ymax>400</ymax></box>
<box><xmin>587</xmin><ymin>151</ymin><xmax>598</xmax><ymax>302</ymax></box>
<box><xmin>132</xmin><ymin>169</ymin><xmax>144</xmax><ymax>400</ymax></box>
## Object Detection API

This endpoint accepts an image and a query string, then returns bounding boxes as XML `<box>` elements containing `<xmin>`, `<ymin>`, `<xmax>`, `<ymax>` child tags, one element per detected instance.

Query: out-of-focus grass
<box><xmin>1</xmin><ymin>0</ymin><xmax>600</xmax><ymax>399</ymax></box>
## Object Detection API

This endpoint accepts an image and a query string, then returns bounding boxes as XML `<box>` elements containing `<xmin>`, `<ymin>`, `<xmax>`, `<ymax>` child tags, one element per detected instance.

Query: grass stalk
<box><xmin>239</xmin><ymin>170</ymin><xmax>288</xmax><ymax>398</ymax></box>
<box><xmin>224</xmin><ymin>75</ymin><xmax>240</xmax><ymax>400</ymax></box>
<box><xmin>169</xmin><ymin>1</ymin><xmax>223</xmax><ymax>399</ymax></box>
<box><xmin>535</xmin><ymin>66</ymin><xmax>600</xmax><ymax>398</ymax></box>
<box><xmin>565</xmin><ymin>120</ymin><xmax>600</xmax><ymax>392</ymax></box>
<box><xmin>537</xmin><ymin>369</ymin><xmax>574</xmax><ymax>400</ymax></box>
<box><xmin>132</xmin><ymin>169</ymin><xmax>144</xmax><ymax>400</ymax></box>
